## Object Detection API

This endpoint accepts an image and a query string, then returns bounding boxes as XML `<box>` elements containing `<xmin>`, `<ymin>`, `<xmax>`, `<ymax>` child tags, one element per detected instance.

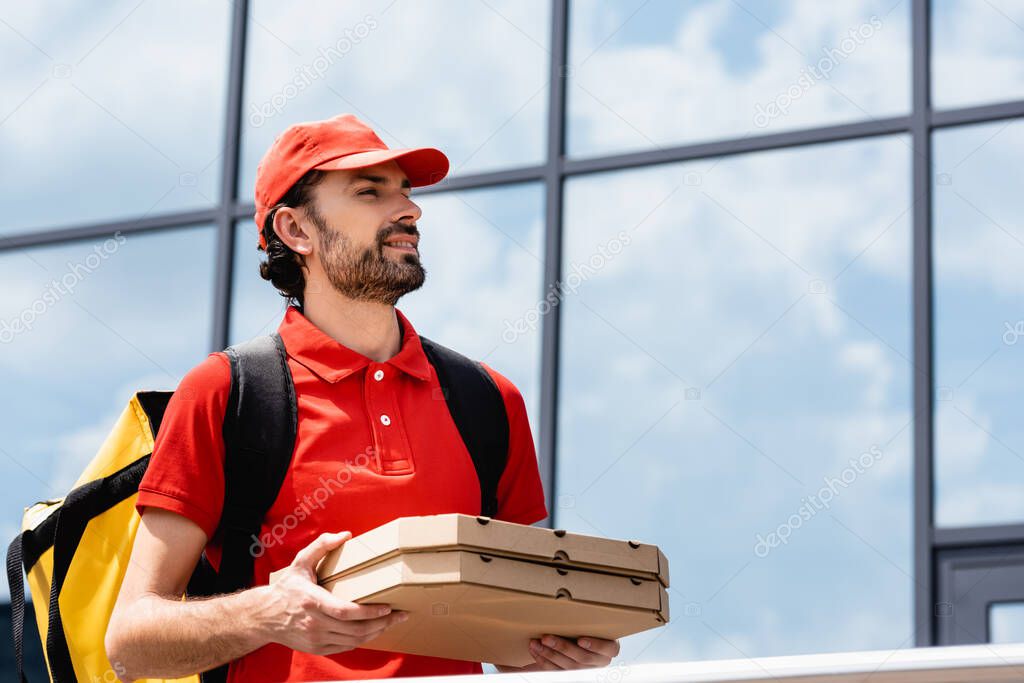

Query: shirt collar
<box><xmin>277</xmin><ymin>304</ymin><xmax>432</xmax><ymax>383</ymax></box>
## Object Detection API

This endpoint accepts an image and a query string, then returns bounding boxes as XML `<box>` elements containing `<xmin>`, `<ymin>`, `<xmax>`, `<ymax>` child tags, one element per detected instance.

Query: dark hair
<box><xmin>258</xmin><ymin>169</ymin><xmax>327</xmax><ymax>309</ymax></box>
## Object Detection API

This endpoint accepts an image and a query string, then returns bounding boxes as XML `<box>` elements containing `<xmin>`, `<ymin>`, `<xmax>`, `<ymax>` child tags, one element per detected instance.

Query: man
<box><xmin>105</xmin><ymin>113</ymin><xmax>621</xmax><ymax>682</ymax></box>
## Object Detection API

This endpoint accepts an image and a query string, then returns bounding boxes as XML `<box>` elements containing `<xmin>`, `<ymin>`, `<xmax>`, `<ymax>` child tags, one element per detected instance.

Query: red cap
<box><xmin>253</xmin><ymin>113</ymin><xmax>450</xmax><ymax>249</ymax></box>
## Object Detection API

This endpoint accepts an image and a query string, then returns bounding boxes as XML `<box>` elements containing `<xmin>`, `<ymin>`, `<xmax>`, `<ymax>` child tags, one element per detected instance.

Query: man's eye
<box><xmin>359</xmin><ymin>189</ymin><xmax>378</xmax><ymax>196</ymax></box>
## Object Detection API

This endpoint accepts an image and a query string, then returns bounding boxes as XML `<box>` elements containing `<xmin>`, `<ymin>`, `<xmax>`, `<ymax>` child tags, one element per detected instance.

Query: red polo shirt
<box><xmin>135</xmin><ymin>304</ymin><xmax>548</xmax><ymax>682</ymax></box>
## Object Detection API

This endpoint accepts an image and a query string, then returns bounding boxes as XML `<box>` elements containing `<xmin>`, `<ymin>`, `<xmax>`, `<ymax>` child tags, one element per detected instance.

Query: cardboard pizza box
<box><xmin>318</xmin><ymin>549</ymin><xmax>669</xmax><ymax>666</ymax></box>
<box><xmin>313</xmin><ymin>513</ymin><xmax>669</xmax><ymax>588</ymax></box>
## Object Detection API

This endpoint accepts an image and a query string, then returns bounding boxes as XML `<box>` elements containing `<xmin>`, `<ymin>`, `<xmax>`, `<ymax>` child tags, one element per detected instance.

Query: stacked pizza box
<box><xmin>272</xmin><ymin>513</ymin><xmax>670</xmax><ymax>666</ymax></box>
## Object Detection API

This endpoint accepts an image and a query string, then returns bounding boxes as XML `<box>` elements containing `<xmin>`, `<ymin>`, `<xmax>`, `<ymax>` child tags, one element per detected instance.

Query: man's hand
<box><xmin>257</xmin><ymin>530</ymin><xmax>410</xmax><ymax>656</ymax></box>
<box><xmin>494</xmin><ymin>635</ymin><xmax>621</xmax><ymax>672</ymax></box>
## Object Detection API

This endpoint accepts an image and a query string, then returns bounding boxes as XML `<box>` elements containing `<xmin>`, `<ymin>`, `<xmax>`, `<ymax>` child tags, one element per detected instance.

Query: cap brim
<box><xmin>312</xmin><ymin>147</ymin><xmax>449</xmax><ymax>187</ymax></box>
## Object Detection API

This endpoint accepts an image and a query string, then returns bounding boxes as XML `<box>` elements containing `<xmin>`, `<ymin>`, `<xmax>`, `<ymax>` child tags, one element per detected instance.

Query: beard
<box><xmin>308</xmin><ymin>208</ymin><xmax>426</xmax><ymax>306</ymax></box>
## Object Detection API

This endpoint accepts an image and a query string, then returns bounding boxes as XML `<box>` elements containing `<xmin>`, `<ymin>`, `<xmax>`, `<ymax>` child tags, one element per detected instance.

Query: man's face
<box><xmin>305</xmin><ymin>161</ymin><xmax>426</xmax><ymax>305</ymax></box>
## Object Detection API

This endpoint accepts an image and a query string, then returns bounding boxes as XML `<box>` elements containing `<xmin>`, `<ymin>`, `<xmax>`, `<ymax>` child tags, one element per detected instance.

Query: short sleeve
<box><xmin>135</xmin><ymin>352</ymin><xmax>231</xmax><ymax>540</ymax></box>
<box><xmin>480</xmin><ymin>362</ymin><xmax>548</xmax><ymax>526</ymax></box>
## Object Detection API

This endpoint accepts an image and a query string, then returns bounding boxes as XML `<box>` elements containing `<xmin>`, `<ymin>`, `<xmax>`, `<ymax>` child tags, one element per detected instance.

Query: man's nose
<box><xmin>392</xmin><ymin>196</ymin><xmax>422</xmax><ymax>224</ymax></box>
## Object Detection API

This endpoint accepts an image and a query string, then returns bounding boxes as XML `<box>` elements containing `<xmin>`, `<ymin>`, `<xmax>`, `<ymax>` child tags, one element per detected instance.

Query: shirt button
<box><xmin>373</xmin><ymin>369</ymin><xmax>385</xmax><ymax>381</ymax></box>
<box><xmin>380</xmin><ymin>414</ymin><xmax>391</xmax><ymax>426</ymax></box>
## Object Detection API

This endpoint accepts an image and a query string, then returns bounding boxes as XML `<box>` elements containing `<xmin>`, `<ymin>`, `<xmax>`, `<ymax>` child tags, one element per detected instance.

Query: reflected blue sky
<box><xmin>0</xmin><ymin>226</ymin><xmax>216</xmax><ymax>600</ymax></box>
<box><xmin>398</xmin><ymin>184</ymin><xmax>545</xmax><ymax>434</ymax></box>
<box><xmin>568</xmin><ymin>0</ymin><xmax>910</xmax><ymax>157</ymax></box>
<box><xmin>0</xmin><ymin>1</ymin><xmax>229</xmax><ymax>234</ymax></box>
<box><xmin>229</xmin><ymin>222</ymin><xmax>289</xmax><ymax>343</ymax></box>
<box><xmin>990</xmin><ymin>602</ymin><xmax>1024</xmax><ymax>644</ymax></box>
<box><xmin>932</xmin><ymin>0</ymin><xmax>1024</xmax><ymax>109</ymax></box>
<box><xmin>238</xmin><ymin>0</ymin><xmax>550</xmax><ymax>201</ymax></box>
<box><xmin>557</xmin><ymin>136</ymin><xmax>912</xmax><ymax>660</ymax></box>
<box><xmin>933</xmin><ymin>119</ymin><xmax>1024</xmax><ymax>527</ymax></box>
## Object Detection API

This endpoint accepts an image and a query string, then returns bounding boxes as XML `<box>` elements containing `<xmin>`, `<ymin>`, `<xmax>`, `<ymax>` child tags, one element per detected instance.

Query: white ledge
<box><xmin>330</xmin><ymin>642</ymin><xmax>1024</xmax><ymax>683</ymax></box>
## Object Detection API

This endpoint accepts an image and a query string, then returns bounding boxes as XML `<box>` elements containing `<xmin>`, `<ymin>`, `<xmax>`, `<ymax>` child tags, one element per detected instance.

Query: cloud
<box><xmin>239</xmin><ymin>0</ymin><xmax>551</xmax><ymax>197</ymax></box>
<box><xmin>400</xmin><ymin>185</ymin><xmax>546</xmax><ymax>431</ymax></box>
<box><xmin>934</xmin><ymin>118</ymin><xmax>1024</xmax><ymax>299</ymax></box>
<box><xmin>568</xmin><ymin>0</ymin><xmax>909</xmax><ymax>155</ymax></box>
<box><xmin>938</xmin><ymin>481</ymin><xmax>1024</xmax><ymax>528</ymax></box>
<box><xmin>1</xmin><ymin>0</ymin><xmax>230</xmax><ymax>233</ymax></box>
<box><xmin>48</xmin><ymin>372</ymin><xmax>172</xmax><ymax>495</ymax></box>
<box><xmin>932</xmin><ymin>0</ymin><xmax>1024</xmax><ymax>109</ymax></box>
<box><xmin>556</xmin><ymin>131</ymin><xmax>914</xmax><ymax>657</ymax></box>
<box><xmin>839</xmin><ymin>340</ymin><xmax>893</xmax><ymax>409</ymax></box>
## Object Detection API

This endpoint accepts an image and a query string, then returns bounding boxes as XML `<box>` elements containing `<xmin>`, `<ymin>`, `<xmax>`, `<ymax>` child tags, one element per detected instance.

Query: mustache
<box><xmin>377</xmin><ymin>223</ymin><xmax>419</xmax><ymax>246</ymax></box>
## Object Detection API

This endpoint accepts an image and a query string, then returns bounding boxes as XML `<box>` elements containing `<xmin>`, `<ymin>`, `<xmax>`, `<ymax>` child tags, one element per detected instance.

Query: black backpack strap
<box><xmin>216</xmin><ymin>332</ymin><xmax>297</xmax><ymax>591</ymax></box>
<box><xmin>419</xmin><ymin>336</ymin><xmax>510</xmax><ymax>518</ymax></box>
<box><xmin>6</xmin><ymin>533</ymin><xmax>27</xmax><ymax>683</ymax></box>
<box><xmin>196</xmin><ymin>333</ymin><xmax>297</xmax><ymax>683</ymax></box>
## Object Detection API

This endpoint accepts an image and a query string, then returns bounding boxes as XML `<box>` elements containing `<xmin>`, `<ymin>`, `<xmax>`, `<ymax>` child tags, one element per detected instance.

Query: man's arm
<box><xmin>105</xmin><ymin>508</ymin><xmax>408</xmax><ymax>682</ymax></box>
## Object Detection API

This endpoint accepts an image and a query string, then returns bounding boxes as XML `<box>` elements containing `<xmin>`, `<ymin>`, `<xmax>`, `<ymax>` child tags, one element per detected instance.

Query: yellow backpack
<box><xmin>9</xmin><ymin>391</ymin><xmax>197</xmax><ymax>683</ymax></box>
<box><xmin>5</xmin><ymin>332</ymin><xmax>511</xmax><ymax>682</ymax></box>
<box><xmin>5</xmin><ymin>334</ymin><xmax>299</xmax><ymax>683</ymax></box>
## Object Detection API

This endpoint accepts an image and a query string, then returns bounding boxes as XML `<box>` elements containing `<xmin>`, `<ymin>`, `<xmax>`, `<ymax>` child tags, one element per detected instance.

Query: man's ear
<box><xmin>273</xmin><ymin>206</ymin><xmax>314</xmax><ymax>255</ymax></box>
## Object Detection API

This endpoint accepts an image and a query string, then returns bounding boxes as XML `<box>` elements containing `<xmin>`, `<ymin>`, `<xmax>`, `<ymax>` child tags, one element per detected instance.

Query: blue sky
<box><xmin>556</xmin><ymin>135</ymin><xmax>914</xmax><ymax>660</ymax></box>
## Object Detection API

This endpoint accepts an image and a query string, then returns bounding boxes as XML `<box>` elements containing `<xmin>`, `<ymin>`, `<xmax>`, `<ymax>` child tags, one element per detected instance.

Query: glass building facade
<box><xmin>2</xmin><ymin>0</ymin><xmax>1023</xmax><ymax>672</ymax></box>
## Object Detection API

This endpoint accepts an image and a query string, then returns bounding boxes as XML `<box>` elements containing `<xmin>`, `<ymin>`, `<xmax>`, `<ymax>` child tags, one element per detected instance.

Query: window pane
<box><xmin>238</xmin><ymin>0</ymin><xmax>550</xmax><ymax>201</ymax></box>
<box><xmin>229</xmin><ymin>222</ymin><xmax>289</xmax><ymax>344</ymax></box>
<box><xmin>567</xmin><ymin>0</ymin><xmax>909</xmax><ymax>158</ymax></box>
<box><xmin>0</xmin><ymin>2</ymin><xmax>230</xmax><ymax>234</ymax></box>
<box><xmin>934</xmin><ymin>119</ymin><xmax>1024</xmax><ymax>527</ymax></box>
<box><xmin>0</xmin><ymin>226</ymin><xmax>216</xmax><ymax>599</ymax></box>
<box><xmin>401</xmin><ymin>184</ymin><xmax>545</xmax><ymax>432</ymax></box>
<box><xmin>990</xmin><ymin>602</ymin><xmax>1024</xmax><ymax>643</ymax></box>
<box><xmin>558</xmin><ymin>137</ymin><xmax>912</xmax><ymax>660</ymax></box>
<box><xmin>230</xmin><ymin>185</ymin><xmax>545</xmax><ymax>432</ymax></box>
<box><xmin>932</xmin><ymin>0</ymin><xmax>1024</xmax><ymax>110</ymax></box>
